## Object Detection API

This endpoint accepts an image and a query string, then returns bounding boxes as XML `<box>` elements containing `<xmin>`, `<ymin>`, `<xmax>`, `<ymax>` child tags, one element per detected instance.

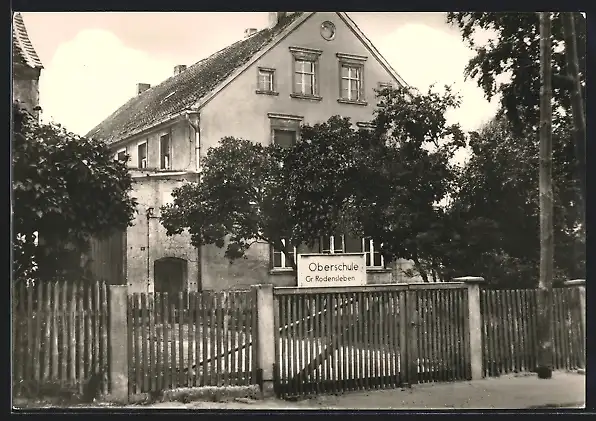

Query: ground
<box><xmin>144</xmin><ymin>371</ymin><xmax>585</xmax><ymax>410</ymax></box>
<box><xmin>14</xmin><ymin>371</ymin><xmax>584</xmax><ymax>410</ymax></box>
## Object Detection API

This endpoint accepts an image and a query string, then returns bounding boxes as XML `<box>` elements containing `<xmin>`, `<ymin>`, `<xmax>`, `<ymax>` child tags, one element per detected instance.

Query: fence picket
<box><xmin>178</xmin><ymin>292</ymin><xmax>185</xmax><ymax>388</ymax></box>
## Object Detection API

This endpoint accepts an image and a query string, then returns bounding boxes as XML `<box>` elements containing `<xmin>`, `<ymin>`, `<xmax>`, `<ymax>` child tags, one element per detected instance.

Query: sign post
<box><xmin>297</xmin><ymin>253</ymin><xmax>366</xmax><ymax>288</ymax></box>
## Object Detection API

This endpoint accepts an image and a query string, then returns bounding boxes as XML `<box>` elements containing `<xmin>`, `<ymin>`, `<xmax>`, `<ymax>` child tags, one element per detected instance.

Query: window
<box><xmin>115</xmin><ymin>148</ymin><xmax>127</xmax><ymax>162</ymax></box>
<box><xmin>320</xmin><ymin>234</ymin><xmax>345</xmax><ymax>254</ymax></box>
<box><xmin>341</xmin><ymin>65</ymin><xmax>363</xmax><ymax>101</ymax></box>
<box><xmin>257</xmin><ymin>68</ymin><xmax>277</xmax><ymax>94</ymax></box>
<box><xmin>268</xmin><ymin>112</ymin><xmax>302</xmax><ymax>148</ymax></box>
<box><xmin>337</xmin><ymin>52</ymin><xmax>368</xmax><ymax>105</ymax></box>
<box><xmin>320</xmin><ymin>234</ymin><xmax>385</xmax><ymax>268</ymax></box>
<box><xmin>362</xmin><ymin>238</ymin><xmax>384</xmax><ymax>268</ymax></box>
<box><xmin>273</xmin><ymin>129</ymin><xmax>297</xmax><ymax>148</ymax></box>
<box><xmin>138</xmin><ymin>141</ymin><xmax>148</xmax><ymax>169</ymax></box>
<box><xmin>294</xmin><ymin>60</ymin><xmax>316</xmax><ymax>96</ymax></box>
<box><xmin>271</xmin><ymin>239</ymin><xmax>296</xmax><ymax>270</ymax></box>
<box><xmin>160</xmin><ymin>133</ymin><xmax>171</xmax><ymax>170</ymax></box>
<box><xmin>289</xmin><ymin>47</ymin><xmax>322</xmax><ymax>100</ymax></box>
<box><xmin>378</xmin><ymin>82</ymin><xmax>394</xmax><ymax>90</ymax></box>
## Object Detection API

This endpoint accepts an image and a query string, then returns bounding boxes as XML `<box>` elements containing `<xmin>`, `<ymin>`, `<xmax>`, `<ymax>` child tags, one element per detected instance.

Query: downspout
<box><xmin>184</xmin><ymin>111</ymin><xmax>202</xmax><ymax>290</ymax></box>
<box><xmin>146</xmin><ymin>207</ymin><xmax>154</xmax><ymax>293</ymax></box>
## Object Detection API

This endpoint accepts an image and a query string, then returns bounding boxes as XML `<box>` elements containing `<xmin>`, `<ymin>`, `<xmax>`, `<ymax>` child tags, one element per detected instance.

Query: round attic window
<box><xmin>320</xmin><ymin>21</ymin><xmax>336</xmax><ymax>41</ymax></box>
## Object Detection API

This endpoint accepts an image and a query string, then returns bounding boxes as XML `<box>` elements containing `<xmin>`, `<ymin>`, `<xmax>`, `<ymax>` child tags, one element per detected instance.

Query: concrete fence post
<box><xmin>564</xmin><ymin>279</ymin><xmax>586</xmax><ymax>365</ymax></box>
<box><xmin>453</xmin><ymin>276</ymin><xmax>485</xmax><ymax>380</ymax></box>
<box><xmin>254</xmin><ymin>284</ymin><xmax>275</xmax><ymax>397</ymax></box>
<box><xmin>106</xmin><ymin>285</ymin><xmax>128</xmax><ymax>403</ymax></box>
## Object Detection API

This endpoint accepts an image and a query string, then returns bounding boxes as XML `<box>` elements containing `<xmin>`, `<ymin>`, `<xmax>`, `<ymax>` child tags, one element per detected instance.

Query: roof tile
<box><xmin>13</xmin><ymin>12</ymin><xmax>43</xmax><ymax>69</ymax></box>
<box><xmin>87</xmin><ymin>13</ymin><xmax>304</xmax><ymax>144</ymax></box>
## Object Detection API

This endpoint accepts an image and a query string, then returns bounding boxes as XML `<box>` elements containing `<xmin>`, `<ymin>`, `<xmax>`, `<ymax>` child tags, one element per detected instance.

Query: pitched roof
<box><xmin>12</xmin><ymin>12</ymin><xmax>43</xmax><ymax>69</ymax></box>
<box><xmin>87</xmin><ymin>12</ymin><xmax>305</xmax><ymax>144</ymax></box>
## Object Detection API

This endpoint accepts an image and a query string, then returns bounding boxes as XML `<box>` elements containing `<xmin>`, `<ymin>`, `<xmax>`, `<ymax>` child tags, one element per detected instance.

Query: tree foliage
<box><xmin>445</xmin><ymin>12</ymin><xmax>586</xmax><ymax>286</ymax></box>
<box><xmin>445</xmin><ymin>117</ymin><xmax>583</xmax><ymax>287</ymax></box>
<box><xmin>446</xmin><ymin>12</ymin><xmax>585</xmax><ymax>134</ymax></box>
<box><xmin>160</xmin><ymin>86</ymin><xmax>465</xmax><ymax>281</ymax></box>
<box><xmin>12</xmin><ymin>103</ymin><xmax>137</xmax><ymax>282</ymax></box>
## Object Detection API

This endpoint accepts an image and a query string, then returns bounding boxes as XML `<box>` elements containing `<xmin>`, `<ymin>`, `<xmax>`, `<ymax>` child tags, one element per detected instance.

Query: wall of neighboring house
<box><xmin>197</xmin><ymin>12</ymin><xmax>403</xmax><ymax>290</ymax></box>
<box><xmin>125</xmin><ymin>174</ymin><xmax>200</xmax><ymax>294</ymax></box>
<box><xmin>89</xmin><ymin>119</ymin><xmax>200</xmax><ymax>291</ymax></box>
<box><xmin>13</xmin><ymin>64</ymin><xmax>41</xmax><ymax>117</ymax></box>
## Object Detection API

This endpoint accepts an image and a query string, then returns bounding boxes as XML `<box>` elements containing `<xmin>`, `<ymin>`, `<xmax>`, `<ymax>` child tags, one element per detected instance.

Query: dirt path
<box><xmin>147</xmin><ymin>371</ymin><xmax>585</xmax><ymax>410</ymax></box>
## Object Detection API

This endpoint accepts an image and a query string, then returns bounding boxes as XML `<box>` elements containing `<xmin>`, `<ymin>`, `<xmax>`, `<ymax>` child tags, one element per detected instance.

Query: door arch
<box><xmin>154</xmin><ymin>257</ymin><xmax>187</xmax><ymax>294</ymax></box>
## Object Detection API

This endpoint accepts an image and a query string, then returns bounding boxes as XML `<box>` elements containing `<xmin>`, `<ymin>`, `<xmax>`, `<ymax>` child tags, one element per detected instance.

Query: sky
<box><xmin>20</xmin><ymin>12</ymin><xmax>500</xmax><ymax>148</ymax></box>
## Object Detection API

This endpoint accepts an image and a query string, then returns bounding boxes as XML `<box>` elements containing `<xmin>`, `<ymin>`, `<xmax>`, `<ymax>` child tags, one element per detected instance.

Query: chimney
<box><xmin>268</xmin><ymin>12</ymin><xmax>293</xmax><ymax>28</ymax></box>
<box><xmin>244</xmin><ymin>28</ymin><xmax>258</xmax><ymax>38</ymax></box>
<box><xmin>137</xmin><ymin>83</ymin><xmax>151</xmax><ymax>95</ymax></box>
<box><xmin>174</xmin><ymin>65</ymin><xmax>187</xmax><ymax>75</ymax></box>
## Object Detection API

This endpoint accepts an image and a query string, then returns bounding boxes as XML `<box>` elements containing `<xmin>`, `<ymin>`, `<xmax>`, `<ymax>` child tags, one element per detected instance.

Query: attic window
<box><xmin>138</xmin><ymin>141</ymin><xmax>148</xmax><ymax>169</ymax></box>
<box><xmin>289</xmin><ymin>47</ymin><xmax>323</xmax><ymax>101</ymax></box>
<box><xmin>337</xmin><ymin>52</ymin><xmax>368</xmax><ymax>106</ymax></box>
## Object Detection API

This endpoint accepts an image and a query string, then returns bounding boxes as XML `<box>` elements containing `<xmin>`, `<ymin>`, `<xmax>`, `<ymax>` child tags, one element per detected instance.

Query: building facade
<box><xmin>87</xmin><ymin>12</ymin><xmax>420</xmax><ymax>292</ymax></box>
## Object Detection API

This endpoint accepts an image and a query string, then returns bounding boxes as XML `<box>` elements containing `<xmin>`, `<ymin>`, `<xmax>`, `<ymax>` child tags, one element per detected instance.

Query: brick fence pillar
<box><xmin>254</xmin><ymin>284</ymin><xmax>275</xmax><ymax>397</ymax></box>
<box><xmin>106</xmin><ymin>285</ymin><xmax>128</xmax><ymax>403</ymax></box>
<box><xmin>454</xmin><ymin>276</ymin><xmax>485</xmax><ymax>380</ymax></box>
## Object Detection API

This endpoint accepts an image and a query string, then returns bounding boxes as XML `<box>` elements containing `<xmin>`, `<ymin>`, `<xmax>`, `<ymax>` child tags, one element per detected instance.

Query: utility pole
<box><xmin>561</xmin><ymin>12</ymin><xmax>586</xmax><ymax>224</ymax></box>
<box><xmin>536</xmin><ymin>11</ymin><xmax>554</xmax><ymax>379</ymax></box>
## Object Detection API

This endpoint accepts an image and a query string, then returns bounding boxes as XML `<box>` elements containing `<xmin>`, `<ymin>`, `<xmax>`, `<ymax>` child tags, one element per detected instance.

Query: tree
<box><xmin>12</xmin><ymin>103</ymin><xmax>137</xmax><ymax>282</ymax></box>
<box><xmin>536</xmin><ymin>11</ymin><xmax>554</xmax><ymax>379</ymax></box>
<box><xmin>349</xmin><ymin>85</ymin><xmax>466</xmax><ymax>282</ymax></box>
<box><xmin>561</xmin><ymin>12</ymin><xmax>586</xmax><ymax>221</ymax></box>
<box><xmin>446</xmin><ymin>12</ymin><xmax>585</xmax><ymax>135</ymax></box>
<box><xmin>161</xmin><ymin>86</ymin><xmax>465</xmax><ymax>283</ymax></box>
<box><xmin>160</xmin><ymin>136</ymin><xmax>299</xmax><ymax>269</ymax></box>
<box><xmin>444</xmin><ymin>117</ymin><xmax>583</xmax><ymax>288</ymax></box>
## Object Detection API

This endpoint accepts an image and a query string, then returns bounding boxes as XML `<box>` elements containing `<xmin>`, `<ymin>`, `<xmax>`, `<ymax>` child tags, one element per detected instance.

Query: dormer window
<box><xmin>256</xmin><ymin>67</ymin><xmax>277</xmax><ymax>95</ymax></box>
<box><xmin>138</xmin><ymin>141</ymin><xmax>148</xmax><ymax>169</ymax></box>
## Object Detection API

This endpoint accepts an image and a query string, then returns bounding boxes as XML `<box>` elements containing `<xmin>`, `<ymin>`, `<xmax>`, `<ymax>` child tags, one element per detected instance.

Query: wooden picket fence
<box><xmin>480</xmin><ymin>286</ymin><xmax>585</xmax><ymax>377</ymax></box>
<box><xmin>127</xmin><ymin>289</ymin><xmax>258</xmax><ymax>397</ymax></box>
<box><xmin>273</xmin><ymin>283</ymin><xmax>470</xmax><ymax>399</ymax></box>
<box><xmin>12</xmin><ymin>281</ymin><xmax>110</xmax><ymax>398</ymax></box>
<box><xmin>411</xmin><ymin>286</ymin><xmax>471</xmax><ymax>383</ymax></box>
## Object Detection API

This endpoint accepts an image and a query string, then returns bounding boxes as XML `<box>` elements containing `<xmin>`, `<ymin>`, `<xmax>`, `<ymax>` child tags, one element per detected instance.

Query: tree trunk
<box><xmin>536</xmin><ymin>12</ymin><xmax>554</xmax><ymax>379</ymax></box>
<box><xmin>561</xmin><ymin>12</ymin><xmax>586</xmax><ymax>225</ymax></box>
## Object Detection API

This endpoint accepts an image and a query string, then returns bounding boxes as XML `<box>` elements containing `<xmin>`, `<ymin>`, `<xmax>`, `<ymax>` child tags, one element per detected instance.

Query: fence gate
<box><xmin>126</xmin><ymin>290</ymin><xmax>259</xmax><ymax>400</ymax></box>
<box><xmin>272</xmin><ymin>283</ymin><xmax>471</xmax><ymax>399</ymax></box>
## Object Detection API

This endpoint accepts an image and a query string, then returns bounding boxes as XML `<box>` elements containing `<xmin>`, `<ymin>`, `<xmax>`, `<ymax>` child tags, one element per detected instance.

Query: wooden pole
<box><xmin>561</xmin><ymin>12</ymin><xmax>586</xmax><ymax>224</ymax></box>
<box><xmin>537</xmin><ymin>11</ymin><xmax>554</xmax><ymax>379</ymax></box>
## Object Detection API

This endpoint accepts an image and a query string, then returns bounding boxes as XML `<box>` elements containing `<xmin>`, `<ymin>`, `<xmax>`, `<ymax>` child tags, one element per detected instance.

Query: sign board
<box><xmin>297</xmin><ymin>253</ymin><xmax>366</xmax><ymax>288</ymax></box>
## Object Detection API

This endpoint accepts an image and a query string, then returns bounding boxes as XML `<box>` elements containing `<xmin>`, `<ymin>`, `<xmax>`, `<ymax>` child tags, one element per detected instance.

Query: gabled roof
<box><xmin>12</xmin><ymin>12</ymin><xmax>43</xmax><ymax>69</ymax></box>
<box><xmin>87</xmin><ymin>12</ymin><xmax>408</xmax><ymax>145</ymax></box>
<box><xmin>87</xmin><ymin>12</ymin><xmax>306</xmax><ymax>144</ymax></box>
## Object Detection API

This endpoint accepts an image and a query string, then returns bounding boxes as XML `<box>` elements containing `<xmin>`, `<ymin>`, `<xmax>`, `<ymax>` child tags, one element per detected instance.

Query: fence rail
<box><xmin>126</xmin><ymin>289</ymin><xmax>258</xmax><ymax>397</ymax></box>
<box><xmin>12</xmin><ymin>281</ymin><xmax>109</xmax><ymax>398</ymax></box>
<box><xmin>480</xmin><ymin>286</ymin><xmax>585</xmax><ymax>377</ymax></box>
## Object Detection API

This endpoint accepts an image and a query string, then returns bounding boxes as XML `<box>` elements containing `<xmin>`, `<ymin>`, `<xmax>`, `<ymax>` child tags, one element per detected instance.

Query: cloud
<box><xmin>39</xmin><ymin>29</ymin><xmax>173</xmax><ymax>136</ymax></box>
<box><xmin>377</xmin><ymin>23</ymin><xmax>499</xmax><ymax>133</ymax></box>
